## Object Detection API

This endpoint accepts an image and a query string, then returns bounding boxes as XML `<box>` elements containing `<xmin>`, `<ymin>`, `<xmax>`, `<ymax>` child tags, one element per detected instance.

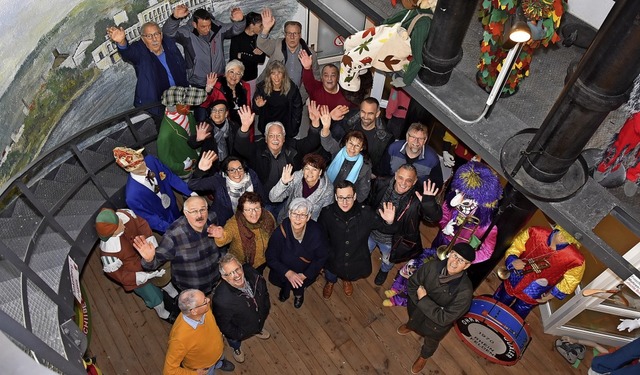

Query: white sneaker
<box><xmin>588</xmin><ymin>368</ymin><xmax>609</xmax><ymax>375</ymax></box>
<box><xmin>255</xmin><ymin>328</ymin><xmax>270</xmax><ymax>340</ymax></box>
<box><xmin>232</xmin><ymin>348</ymin><xmax>245</xmax><ymax>363</ymax></box>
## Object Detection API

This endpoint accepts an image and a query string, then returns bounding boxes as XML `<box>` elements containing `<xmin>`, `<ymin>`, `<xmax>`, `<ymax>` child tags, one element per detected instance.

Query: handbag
<box><xmin>388</xmin><ymin>196</ymin><xmax>421</xmax><ymax>263</ymax></box>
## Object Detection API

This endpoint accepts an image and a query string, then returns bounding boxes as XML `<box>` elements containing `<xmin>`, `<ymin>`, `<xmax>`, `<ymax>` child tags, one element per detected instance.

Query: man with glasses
<box><xmin>318</xmin><ymin>181</ymin><xmax>397</xmax><ymax>298</ymax></box>
<box><xmin>134</xmin><ymin>196</ymin><xmax>225</xmax><ymax>295</ymax></box>
<box><xmin>163</xmin><ymin>5</ymin><xmax>245</xmax><ymax>87</ymax></box>
<box><xmin>211</xmin><ymin>254</ymin><xmax>271</xmax><ymax>364</ymax></box>
<box><xmin>257</xmin><ymin>8</ymin><xmax>320</xmax><ymax>102</ymax></box>
<box><xmin>107</xmin><ymin>22</ymin><xmax>188</xmax><ymax>117</ymax></box>
<box><xmin>164</xmin><ymin>289</ymin><xmax>235</xmax><ymax>374</ymax></box>
<box><xmin>381</xmin><ymin>122</ymin><xmax>443</xmax><ymax>188</ymax></box>
<box><xmin>397</xmin><ymin>243</ymin><xmax>475</xmax><ymax>374</ymax></box>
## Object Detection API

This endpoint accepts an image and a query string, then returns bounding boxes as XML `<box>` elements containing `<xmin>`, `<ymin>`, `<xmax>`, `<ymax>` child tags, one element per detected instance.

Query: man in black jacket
<box><xmin>212</xmin><ymin>254</ymin><xmax>271</xmax><ymax>364</ymax></box>
<box><xmin>367</xmin><ymin>164</ymin><xmax>442</xmax><ymax>285</ymax></box>
<box><xmin>318</xmin><ymin>181</ymin><xmax>397</xmax><ymax>298</ymax></box>
<box><xmin>398</xmin><ymin>243</ymin><xmax>475</xmax><ymax>374</ymax></box>
<box><xmin>233</xmin><ymin>105</ymin><xmax>320</xmax><ymax>218</ymax></box>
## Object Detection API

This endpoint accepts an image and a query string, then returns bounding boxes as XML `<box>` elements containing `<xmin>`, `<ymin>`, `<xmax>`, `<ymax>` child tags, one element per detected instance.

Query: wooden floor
<box><xmin>82</xmin><ymin>224</ymin><xmax>594</xmax><ymax>375</ymax></box>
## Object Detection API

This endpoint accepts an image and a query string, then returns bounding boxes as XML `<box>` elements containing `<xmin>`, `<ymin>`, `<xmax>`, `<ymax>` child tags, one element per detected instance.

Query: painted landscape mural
<box><xmin>0</xmin><ymin>0</ymin><xmax>301</xmax><ymax>183</ymax></box>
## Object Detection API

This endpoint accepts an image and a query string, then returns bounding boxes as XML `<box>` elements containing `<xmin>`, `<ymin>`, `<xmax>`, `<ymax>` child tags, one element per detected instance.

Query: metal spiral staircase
<box><xmin>0</xmin><ymin>106</ymin><xmax>159</xmax><ymax>374</ymax></box>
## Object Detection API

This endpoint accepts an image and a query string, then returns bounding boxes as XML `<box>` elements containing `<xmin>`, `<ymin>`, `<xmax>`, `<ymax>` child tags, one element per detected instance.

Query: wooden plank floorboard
<box><xmin>82</xmin><ymin>222</ymin><xmax>592</xmax><ymax>375</ymax></box>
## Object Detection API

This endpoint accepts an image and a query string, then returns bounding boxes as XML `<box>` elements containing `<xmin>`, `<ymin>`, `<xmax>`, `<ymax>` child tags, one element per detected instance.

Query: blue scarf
<box><xmin>326</xmin><ymin>147</ymin><xmax>364</xmax><ymax>183</ymax></box>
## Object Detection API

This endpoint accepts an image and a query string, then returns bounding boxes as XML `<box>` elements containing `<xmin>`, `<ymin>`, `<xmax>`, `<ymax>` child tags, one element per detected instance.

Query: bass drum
<box><xmin>454</xmin><ymin>295</ymin><xmax>531</xmax><ymax>366</ymax></box>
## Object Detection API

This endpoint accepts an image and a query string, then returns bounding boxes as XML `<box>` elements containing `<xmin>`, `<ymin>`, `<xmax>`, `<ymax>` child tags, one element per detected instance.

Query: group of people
<box><xmin>94</xmin><ymin>4</ymin><xmax>592</xmax><ymax>375</ymax></box>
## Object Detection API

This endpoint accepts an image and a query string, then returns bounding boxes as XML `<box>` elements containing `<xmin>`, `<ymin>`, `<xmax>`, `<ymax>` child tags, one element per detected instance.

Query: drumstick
<box><xmin>582</xmin><ymin>289</ymin><xmax>621</xmax><ymax>296</ymax></box>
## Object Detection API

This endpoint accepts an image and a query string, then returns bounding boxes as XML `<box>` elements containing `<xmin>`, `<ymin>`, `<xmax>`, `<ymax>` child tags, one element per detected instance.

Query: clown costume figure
<box><xmin>383</xmin><ymin>247</ymin><xmax>437</xmax><ymax>307</ymax></box>
<box><xmin>493</xmin><ymin>225</ymin><xmax>586</xmax><ymax>319</ymax></box>
<box><xmin>433</xmin><ymin>161</ymin><xmax>503</xmax><ymax>264</ymax></box>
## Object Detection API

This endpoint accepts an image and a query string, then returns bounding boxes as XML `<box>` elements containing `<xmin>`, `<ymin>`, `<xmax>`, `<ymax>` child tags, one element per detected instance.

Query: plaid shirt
<box><xmin>142</xmin><ymin>211</ymin><xmax>222</xmax><ymax>293</ymax></box>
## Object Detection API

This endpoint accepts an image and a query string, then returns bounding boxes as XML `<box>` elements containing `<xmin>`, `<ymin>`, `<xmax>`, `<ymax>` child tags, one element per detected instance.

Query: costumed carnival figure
<box><xmin>383</xmin><ymin>161</ymin><xmax>502</xmax><ymax>306</ymax></box>
<box><xmin>594</xmin><ymin>74</ymin><xmax>640</xmax><ymax>197</ymax></box>
<box><xmin>493</xmin><ymin>225</ymin><xmax>585</xmax><ymax>319</ymax></box>
<box><xmin>95</xmin><ymin>208</ymin><xmax>178</xmax><ymax>322</ymax></box>
<box><xmin>477</xmin><ymin>0</ymin><xmax>566</xmax><ymax>96</ymax></box>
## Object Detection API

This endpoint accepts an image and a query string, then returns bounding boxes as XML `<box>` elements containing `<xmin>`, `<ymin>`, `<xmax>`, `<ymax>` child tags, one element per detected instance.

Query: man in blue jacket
<box><xmin>107</xmin><ymin>23</ymin><xmax>188</xmax><ymax>117</ymax></box>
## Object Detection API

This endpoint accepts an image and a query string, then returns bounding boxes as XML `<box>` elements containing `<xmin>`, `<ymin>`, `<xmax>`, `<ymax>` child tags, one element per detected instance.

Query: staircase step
<box><xmin>1</xmin><ymin>236</ymin><xmax>31</xmax><ymax>261</ymax></box>
<box><xmin>67</xmin><ymin>182</ymin><xmax>103</xmax><ymax>202</ymax></box>
<box><xmin>0</xmin><ymin>263</ymin><xmax>24</xmax><ymax>324</ymax></box>
<box><xmin>114</xmin><ymin>127</ymin><xmax>136</xmax><ymax>145</ymax></box>
<box><xmin>33</xmin><ymin>180</ymin><xmax>75</xmax><ymax>207</ymax></box>
<box><xmin>12</xmin><ymin>196</ymin><xmax>40</xmax><ymax>217</ymax></box>
<box><xmin>53</xmin><ymin>214</ymin><xmax>92</xmax><ymax>241</ymax></box>
<box><xmin>95</xmin><ymin>137</ymin><xmax>121</xmax><ymax>156</ymax></box>
<box><xmin>56</xmin><ymin>198</ymin><xmax>103</xmax><ymax>218</ymax></box>
<box><xmin>54</xmin><ymin>163</ymin><xmax>86</xmax><ymax>184</ymax></box>
<box><xmin>78</xmin><ymin>149</ymin><xmax>110</xmax><ymax>171</ymax></box>
<box><xmin>26</xmin><ymin>281</ymin><xmax>65</xmax><ymax>355</ymax></box>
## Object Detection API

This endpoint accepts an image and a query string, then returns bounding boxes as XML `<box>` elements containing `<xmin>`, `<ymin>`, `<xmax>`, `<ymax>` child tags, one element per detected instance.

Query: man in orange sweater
<box><xmin>163</xmin><ymin>289</ymin><xmax>235</xmax><ymax>374</ymax></box>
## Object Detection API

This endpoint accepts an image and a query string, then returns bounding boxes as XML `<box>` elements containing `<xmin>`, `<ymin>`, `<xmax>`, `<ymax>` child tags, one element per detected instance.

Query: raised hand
<box><xmin>207</xmin><ymin>225</ymin><xmax>224</xmax><ymax>239</ymax></box>
<box><xmin>415</xmin><ymin>179</ymin><xmax>439</xmax><ymax>201</ymax></box>
<box><xmin>196</xmin><ymin>122</ymin><xmax>212</xmax><ymax>142</ymax></box>
<box><xmin>198</xmin><ymin>150</ymin><xmax>218</xmax><ymax>172</ymax></box>
<box><xmin>308</xmin><ymin>100</ymin><xmax>320</xmax><ymax>124</ymax></box>
<box><xmin>238</xmin><ymin>105</ymin><xmax>254</xmax><ymax>132</ymax></box>
<box><xmin>253</xmin><ymin>47</ymin><xmax>264</xmax><ymax>55</ymax></box>
<box><xmin>281</xmin><ymin>164</ymin><xmax>294</xmax><ymax>185</ymax></box>
<box><xmin>261</xmin><ymin>8</ymin><xmax>275</xmax><ymax>34</ymax></box>
<box><xmin>378</xmin><ymin>202</ymin><xmax>396</xmax><ymax>224</ymax></box>
<box><xmin>254</xmin><ymin>95</ymin><xmax>266</xmax><ymax>108</ymax></box>
<box><xmin>330</xmin><ymin>105</ymin><xmax>349</xmax><ymax>121</ymax></box>
<box><xmin>205</xmin><ymin>73</ymin><xmax>218</xmax><ymax>92</ymax></box>
<box><xmin>133</xmin><ymin>235</ymin><xmax>156</xmax><ymax>262</ymax></box>
<box><xmin>298</xmin><ymin>50</ymin><xmax>313</xmax><ymax>70</ymax></box>
<box><xmin>319</xmin><ymin>105</ymin><xmax>331</xmax><ymax>130</ymax></box>
<box><xmin>107</xmin><ymin>26</ymin><xmax>126</xmax><ymax>45</ymax></box>
<box><xmin>173</xmin><ymin>4</ymin><xmax>189</xmax><ymax>19</ymax></box>
<box><xmin>230</xmin><ymin>7</ymin><xmax>244</xmax><ymax>22</ymax></box>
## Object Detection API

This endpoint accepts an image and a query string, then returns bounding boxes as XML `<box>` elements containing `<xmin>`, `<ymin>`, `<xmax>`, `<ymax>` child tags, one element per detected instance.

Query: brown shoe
<box><xmin>323</xmin><ymin>282</ymin><xmax>334</xmax><ymax>299</ymax></box>
<box><xmin>343</xmin><ymin>281</ymin><xmax>353</xmax><ymax>296</ymax></box>
<box><xmin>397</xmin><ymin>323</ymin><xmax>412</xmax><ymax>335</ymax></box>
<box><xmin>411</xmin><ymin>356</ymin><xmax>427</xmax><ymax>374</ymax></box>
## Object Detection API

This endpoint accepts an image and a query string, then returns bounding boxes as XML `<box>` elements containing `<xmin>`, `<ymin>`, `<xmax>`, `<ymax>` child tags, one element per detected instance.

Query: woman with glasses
<box><xmin>317</xmin><ymin>101</ymin><xmax>372</xmax><ymax>202</ymax></box>
<box><xmin>266</xmin><ymin>198</ymin><xmax>328</xmax><ymax>308</ymax></box>
<box><xmin>201</xmin><ymin>60</ymin><xmax>252</xmax><ymax>125</ymax></box>
<box><xmin>189</xmin><ymin>153</ymin><xmax>266</xmax><ymax>225</ymax></box>
<box><xmin>253</xmin><ymin>60</ymin><xmax>303</xmax><ymax>139</ymax></box>
<box><xmin>208</xmin><ymin>192</ymin><xmax>275</xmax><ymax>273</ymax></box>
<box><xmin>268</xmin><ymin>153</ymin><xmax>333</xmax><ymax>223</ymax></box>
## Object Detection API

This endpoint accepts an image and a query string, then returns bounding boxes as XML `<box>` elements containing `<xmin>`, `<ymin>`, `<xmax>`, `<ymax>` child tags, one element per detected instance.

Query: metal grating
<box><xmin>0</xmin><ymin>261</ymin><xmax>24</xmax><ymax>325</ymax></box>
<box><xmin>27</xmin><ymin>279</ymin><xmax>66</xmax><ymax>359</ymax></box>
<box><xmin>53</xmin><ymin>163</ymin><xmax>86</xmax><ymax>185</ymax></box>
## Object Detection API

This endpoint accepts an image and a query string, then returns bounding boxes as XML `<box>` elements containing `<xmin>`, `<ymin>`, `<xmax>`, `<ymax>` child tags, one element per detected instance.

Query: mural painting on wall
<box><xmin>0</xmin><ymin>0</ymin><xmax>300</xmax><ymax>184</ymax></box>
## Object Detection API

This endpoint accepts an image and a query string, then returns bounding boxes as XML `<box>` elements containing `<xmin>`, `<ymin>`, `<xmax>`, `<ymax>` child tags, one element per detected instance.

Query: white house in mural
<box><xmin>61</xmin><ymin>40</ymin><xmax>94</xmax><ymax>69</ymax></box>
<box><xmin>91</xmin><ymin>0</ymin><xmax>213</xmax><ymax>70</ymax></box>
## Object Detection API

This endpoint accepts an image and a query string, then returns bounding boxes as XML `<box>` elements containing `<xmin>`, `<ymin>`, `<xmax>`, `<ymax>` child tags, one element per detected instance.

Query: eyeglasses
<box><xmin>227</xmin><ymin>70</ymin><xmax>243</xmax><ymax>77</ymax></box>
<box><xmin>336</xmin><ymin>195</ymin><xmax>354</xmax><ymax>202</ymax></box>
<box><xmin>226</xmin><ymin>166</ymin><xmax>244</xmax><ymax>174</ymax></box>
<box><xmin>185</xmin><ymin>208</ymin><xmax>208</xmax><ymax>215</ymax></box>
<box><xmin>289</xmin><ymin>211</ymin><xmax>309</xmax><ymax>219</ymax></box>
<box><xmin>243</xmin><ymin>207</ymin><xmax>261</xmax><ymax>213</ymax></box>
<box><xmin>407</xmin><ymin>134</ymin><xmax>426</xmax><ymax>142</ymax></box>
<box><xmin>223</xmin><ymin>266</ymin><xmax>243</xmax><ymax>277</ymax></box>
<box><xmin>450</xmin><ymin>251</ymin><xmax>471</xmax><ymax>265</ymax></box>
<box><xmin>191</xmin><ymin>297</ymin><xmax>210</xmax><ymax>311</ymax></box>
<box><xmin>211</xmin><ymin>108</ymin><xmax>227</xmax><ymax>114</ymax></box>
<box><xmin>268</xmin><ymin>134</ymin><xmax>283</xmax><ymax>139</ymax></box>
<box><xmin>346</xmin><ymin>141</ymin><xmax>363</xmax><ymax>150</ymax></box>
<box><xmin>285</xmin><ymin>32</ymin><xmax>300</xmax><ymax>37</ymax></box>
<box><xmin>142</xmin><ymin>32</ymin><xmax>162</xmax><ymax>39</ymax></box>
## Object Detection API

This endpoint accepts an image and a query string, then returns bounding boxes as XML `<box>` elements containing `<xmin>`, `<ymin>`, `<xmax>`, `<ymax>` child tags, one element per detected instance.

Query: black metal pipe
<box><xmin>418</xmin><ymin>0</ymin><xmax>479</xmax><ymax>86</ymax></box>
<box><xmin>466</xmin><ymin>184</ymin><xmax>538</xmax><ymax>289</ymax></box>
<box><xmin>523</xmin><ymin>0</ymin><xmax>640</xmax><ymax>182</ymax></box>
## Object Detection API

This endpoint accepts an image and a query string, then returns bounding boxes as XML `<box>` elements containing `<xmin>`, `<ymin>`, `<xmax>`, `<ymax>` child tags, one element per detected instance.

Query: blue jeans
<box><xmin>325</xmin><ymin>269</ymin><xmax>338</xmax><ymax>283</ymax></box>
<box><xmin>493</xmin><ymin>283</ymin><xmax>535</xmax><ymax>319</ymax></box>
<box><xmin>206</xmin><ymin>356</ymin><xmax>228</xmax><ymax>375</ymax></box>
<box><xmin>368</xmin><ymin>235</ymin><xmax>393</xmax><ymax>273</ymax></box>
<box><xmin>227</xmin><ymin>338</ymin><xmax>241</xmax><ymax>351</ymax></box>
<box><xmin>591</xmin><ymin>337</ymin><xmax>640</xmax><ymax>375</ymax></box>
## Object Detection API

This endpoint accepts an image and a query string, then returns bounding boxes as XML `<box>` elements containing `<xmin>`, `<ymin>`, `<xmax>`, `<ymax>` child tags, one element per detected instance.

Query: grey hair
<box><xmin>141</xmin><ymin>22</ymin><xmax>160</xmax><ymax>34</ymax></box>
<box><xmin>289</xmin><ymin>198</ymin><xmax>313</xmax><ymax>217</ymax></box>
<box><xmin>226</xmin><ymin>59</ymin><xmax>245</xmax><ymax>74</ymax></box>
<box><xmin>177</xmin><ymin>289</ymin><xmax>201</xmax><ymax>313</ymax></box>
<box><xmin>218</xmin><ymin>253</ymin><xmax>240</xmax><ymax>275</ymax></box>
<box><xmin>406</xmin><ymin>122</ymin><xmax>428</xmax><ymax>137</ymax></box>
<box><xmin>265</xmin><ymin>121</ymin><xmax>286</xmax><ymax>137</ymax></box>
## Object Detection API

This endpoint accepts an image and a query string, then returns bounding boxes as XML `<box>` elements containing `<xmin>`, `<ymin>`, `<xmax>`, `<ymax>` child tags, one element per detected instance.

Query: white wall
<box><xmin>567</xmin><ymin>0</ymin><xmax>615</xmax><ymax>29</ymax></box>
